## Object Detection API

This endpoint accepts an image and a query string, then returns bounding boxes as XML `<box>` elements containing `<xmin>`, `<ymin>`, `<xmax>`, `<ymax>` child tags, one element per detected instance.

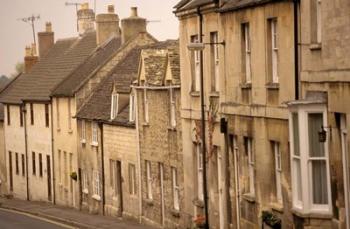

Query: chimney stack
<box><xmin>38</xmin><ymin>22</ymin><xmax>54</xmax><ymax>57</ymax></box>
<box><xmin>95</xmin><ymin>4</ymin><xmax>120</xmax><ymax>45</ymax></box>
<box><xmin>24</xmin><ymin>44</ymin><xmax>39</xmax><ymax>73</ymax></box>
<box><xmin>77</xmin><ymin>3</ymin><xmax>95</xmax><ymax>36</ymax></box>
<box><xmin>121</xmin><ymin>7</ymin><xmax>147</xmax><ymax>44</ymax></box>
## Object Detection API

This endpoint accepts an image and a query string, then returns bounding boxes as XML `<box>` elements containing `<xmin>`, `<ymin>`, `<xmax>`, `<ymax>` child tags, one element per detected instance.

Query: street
<box><xmin>0</xmin><ymin>209</ymin><xmax>74</xmax><ymax>229</ymax></box>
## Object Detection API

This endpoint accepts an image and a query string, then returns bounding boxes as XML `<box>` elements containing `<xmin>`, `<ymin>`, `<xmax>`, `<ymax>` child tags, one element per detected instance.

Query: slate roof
<box><xmin>219</xmin><ymin>0</ymin><xmax>285</xmax><ymax>12</ymax></box>
<box><xmin>174</xmin><ymin>0</ymin><xmax>216</xmax><ymax>11</ymax></box>
<box><xmin>51</xmin><ymin>36</ymin><xmax>121</xmax><ymax>97</ymax></box>
<box><xmin>76</xmin><ymin>47</ymin><xmax>142</xmax><ymax>126</ymax></box>
<box><xmin>0</xmin><ymin>31</ymin><xmax>97</xmax><ymax>104</ymax></box>
<box><xmin>0</xmin><ymin>75</ymin><xmax>11</xmax><ymax>121</ymax></box>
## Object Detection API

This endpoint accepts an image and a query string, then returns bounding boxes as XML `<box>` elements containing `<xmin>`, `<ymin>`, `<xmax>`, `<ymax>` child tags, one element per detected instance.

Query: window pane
<box><xmin>292</xmin><ymin>113</ymin><xmax>300</xmax><ymax>156</ymax></box>
<box><xmin>308</xmin><ymin>113</ymin><xmax>325</xmax><ymax>157</ymax></box>
<box><xmin>312</xmin><ymin>160</ymin><xmax>328</xmax><ymax>204</ymax></box>
<box><xmin>294</xmin><ymin>158</ymin><xmax>302</xmax><ymax>201</ymax></box>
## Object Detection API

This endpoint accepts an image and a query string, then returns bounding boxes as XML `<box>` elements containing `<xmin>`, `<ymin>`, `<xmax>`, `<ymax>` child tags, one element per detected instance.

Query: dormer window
<box><xmin>111</xmin><ymin>93</ymin><xmax>119</xmax><ymax>120</ymax></box>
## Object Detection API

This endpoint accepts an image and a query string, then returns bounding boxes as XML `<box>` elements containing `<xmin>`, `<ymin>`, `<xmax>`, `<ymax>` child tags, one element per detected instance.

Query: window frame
<box><xmin>19</xmin><ymin>106</ymin><xmax>23</xmax><ymax>127</ymax></box>
<box><xmin>242</xmin><ymin>23</ymin><xmax>252</xmax><ymax>84</ymax></box>
<box><xmin>15</xmin><ymin>152</ymin><xmax>19</xmax><ymax>175</ymax></box>
<box><xmin>6</xmin><ymin>104</ymin><xmax>10</xmax><ymax>126</ymax></box>
<box><xmin>244</xmin><ymin>137</ymin><xmax>255</xmax><ymax>196</ymax></box>
<box><xmin>146</xmin><ymin>160</ymin><xmax>153</xmax><ymax>200</ymax></box>
<box><xmin>191</xmin><ymin>35</ymin><xmax>201</xmax><ymax>92</ymax></box>
<box><xmin>30</xmin><ymin>103</ymin><xmax>34</xmax><ymax>125</ymax></box>
<box><xmin>272</xmin><ymin>141</ymin><xmax>282</xmax><ymax>203</ymax></box>
<box><xmin>110</xmin><ymin>93</ymin><xmax>119</xmax><ymax>120</ymax></box>
<box><xmin>143</xmin><ymin>89</ymin><xmax>149</xmax><ymax>124</ymax></box>
<box><xmin>93</xmin><ymin>170</ymin><xmax>101</xmax><ymax>199</ymax></box>
<box><xmin>172</xmin><ymin>167</ymin><xmax>180</xmax><ymax>210</ymax></box>
<box><xmin>21</xmin><ymin>154</ymin><xmax>25</xmax><ymax>177</ymax></box>
<box><xmin>129</xmin><ymin>163</ymin><xmax>137</xmax><ymax>195</ymax></box>
<box><xmin>268</xmin><ymin>18</ymin><xmax>279</xmax><ymax>83</ymax></box>
<box><xmin>169</xmin><ymin>88</ymin><xmax>176</xmax><ymax>128</ymax></box>
<box><xmin>81</xmin><ymin>120</ymin><xmax>86</xmax><ymax>143</ymax></box>
<box><xmin>210</xmin><ymin>31</ymin><xmax>220</xmax><ymax>92</ymax></box>
<box><xmin>196</xmin><ymin>143</ymin><xmax>204</xmax><ymax>201</ymax></box>
<box><xmin>91</xmin><ymin>122</ymin><xmax>98</xmax><ymax>146</ymax></box>
<box><xmin>67</xmin><ymin>99</ymin><xmax>72</xmax><ymax>130</ymax></box>
<box><xmin>32</xmin><ymin>151</ymin><xmax>36</xmax><ymax>175</ymax></box>
<box><xmin>39</xmin><ymin>153</ymin><xmax>43</xmax><ymax>177</ymax></box>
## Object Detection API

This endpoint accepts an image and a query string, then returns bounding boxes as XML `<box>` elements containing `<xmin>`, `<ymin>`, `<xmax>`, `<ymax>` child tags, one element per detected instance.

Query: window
<box><xmin>210</xmin><ymin>32</ymin><xmax>219</xmax><ymax>92</ymax></box>
<box><xmin>6</xmin><ymin>105</ymin><xmax>10</xmax><ymax>125</ymax></box>
<box><xmin>143</xmin><ymin>89</ymin><xmax>149</xmax><ymax>123</ymax></box>
<box><xmin>15</xmin><ymin>153</ymin><xmax>19</xmax><ymax>175</ymax></box>
<box><xmin>268</xmin><ymin>18</ymin><xmax>279</xmax><ymax>83</ymax></box>
<box><xmin>91</xmin><ymin>122</ymin><xmax>98</xmax><ymax>145</ymax></box>
<box><xmin>244</xmin><ymin>137</ymin><xmax>255</xmax><ymax>196</ymax></box>
<box><xmin>21</xmin><ymin>154</ymin><xmax>25</xmax><ymax>177</ymax></box>
<box><xmin>191</xmin><ymin>35</ymin><xmax>201</xmax><ymax>92</ymax></box>
<box><xmin>289</xmin><ymin>107</ymin><xmax>331</xmax><ymax>214</ymax></box>
<box><xmin>196</xmin><ymin>144</ymin><xmax>204</xmax><ymax>201</ymax></box>
<box><xmin>67</xmin><ymin>99</ymin><xmax>71</xmax><ymax>130</ymax></box>
<box><xmin>172</xmin><ymin>167</ymin><xmax>180</xmax><ymax>210</ymax></box>
<box><xmin>81</xmin><ymin>120</ymin><xmax>86</xmax><ymax>143</ymax></box>
<box><xmin>93</xmin><ymin>170</ymin><xmax>101</xmax><ymax>198</ymax></box>
<box><xmin>64</xmin><ymin>151</ymin><xmax>67</xmax><ymax>186</ymax></box>
<box><xmin>19</xmin><ymin>106</ymin><xmax>23</xmax><ymax>127</ymax></box>
<box><xmin>311</xmin><ymin>0</ymin><xmax>322</xmax><ymax>44</ymax></box>
<box><xmin>169</xmin><ymin>88</ymin><xmax>176</xmax><ymax>128</ymax></box>
<box><xmin>82</xmin><ymin>170</ymin><xmax>88</xmax><ymax>194</ymax></box>
<box><xmin>39</xmin><ymin>153</ymin><xmax>43</xmax><ymax>177</ymax></box>
<box><xmin>110</xmin><ymin>93</ymin><xmax>118</xmax><ymax>120</ymax></box>
<box><xmin>58</xmin><ymin>150</ymin><xmax>61</xmax><ymax>183</ymax></box>
<box><xmin>129</xmin><ymin>94</ymin><xmax>135</xmax><ymax>122</ymax></box>
<box><xmin>129</xmin><ymin>163</ymin><xmax>137</xmax><ymax>195</ymax></box>
<box><xmin>9</xmin><ymin>151</ymin><xmax>13</xmax><ymax>191</ymax></box>
<box><xmin>30</xmin><ymin>103</ymin><xmax>34</xmax><ymax>125</ymax></box>
<box><xmin>146</xmin><ymin>160</ymin><xmax>152</xmax><ymax>200</ymax></box>
<box><xmin>32</xmin><ymin>152</ymin><xmax>36</xmax><ymax>175</ymax></box>
<box><xmin>45</xmin><ymin>104</ymin><xmax>49</xmax><ymax>127</ymax></box>
<box><xmin>272</xmin><ymin>141</ymin><xmax>282</xmax><ymax>203</ymax></box>
<box><xmin>56</xmin><ymin>98</ymin><xmax>60</xmax><ymax>129</ymax></box>
<box><xmin>242</xmin><ymin>23</ymin><xmax>251</xmax><ymax>84</ymax></box>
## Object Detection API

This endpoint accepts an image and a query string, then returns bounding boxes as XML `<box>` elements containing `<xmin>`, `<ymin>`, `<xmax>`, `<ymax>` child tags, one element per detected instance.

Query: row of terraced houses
<box><xmin>0</xmin><ymin>0</ymin><xmax>349</xmax><ymax>228</ymax></box>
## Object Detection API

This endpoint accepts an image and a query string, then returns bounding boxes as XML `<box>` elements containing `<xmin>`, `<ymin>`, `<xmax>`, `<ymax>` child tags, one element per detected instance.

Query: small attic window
<box><xmin>111</xmin><ymin>93</ymin><xmax>119</xmax><ymax>120</ymax></box>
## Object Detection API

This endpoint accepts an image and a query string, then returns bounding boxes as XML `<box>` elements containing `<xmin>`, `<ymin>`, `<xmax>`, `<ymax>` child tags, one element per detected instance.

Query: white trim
<box><xmin>196</xmin><ymin>143</ymin><xmax>204</xmax><ymax>201</ymax></box>
<box><xmin>246</xmin><ymin>138</ymin><xmax>255</xmax><ymax>196</ymax></box>
<box><xmin>111</xmin><ymin>93</ymin><xmax>119</xmax><ymax>120</ymax></box>
<box><xmin>91</xmin><ymin>122</ymin><xmax>98</xmax><ymax>146</ymax></box>
<box><xmin>243</xmin><ymin>23</ymin><xmax>251</xmax><ymax>84</ymax></box>
<box><xmin>146</xmin><ymin>160</ymin><xmax>153</xmax><ymax>200</ymax></box>
<box><xmin>172</xmin><ymin>167</ymin><xmax>180</xmax><ymax>211</ymax></box>
<box><xmin>273</xmin><ymin>141</ymin><xmax>282</xmax><ymax>203</ymax></box>
<box><xmin>81</xmin><ymin>120</ymin><xmax>86</xmax><ymax>143</ymax></box>
<box><xmin>169</xmin><ymin>88</ymin><xmax>176</xmax><ymax>128</ymax></box>
<box><xmin>271</xmin><ymin>18</ymin><xmax>279</xmax><ymax>83</ymax></box>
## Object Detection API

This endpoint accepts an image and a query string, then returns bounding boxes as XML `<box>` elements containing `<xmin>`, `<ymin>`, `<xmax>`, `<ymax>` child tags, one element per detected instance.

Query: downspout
<box><xmin>135</xmin><ymin>88</ymin><xmax>143</xmax><ymax>223</ymax></box>
<box><xmin>99</xmin><ymin>122</ymin><xmax>105</xmax><ymax>215</ymax></box>
<box><xmin>50</xmin><ymin>99</ymin><xmax>56</xmax><ymax>204</ymax></box>
<box><xmin>197</xmin><ymin>7</ymin><xmax>210</xmax><ymax>229</ymax></box>
<box><xmin>22</xmin><ymin>104</ymin><xmax>30</xmax><ymax>201</ymax></box>
<box><xmin>294</xmin><ymin>0</ymin><xmax>300</xmax><ymax>100</ymax></box>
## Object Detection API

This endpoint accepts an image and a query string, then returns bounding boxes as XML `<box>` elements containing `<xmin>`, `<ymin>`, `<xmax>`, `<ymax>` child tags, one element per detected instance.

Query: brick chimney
<box><xmin>38</xmin><ymin>22</ymin><xmax>54</xmax><ymax>57</ymax></box>
<box><xmin>24</xmin><ymin>44</ymin><xmax>39</xmax><ymax>73</ymax></box>
<box><xmin>121</xmin><ymin>7</ymin><xmax>147</xmax><ymax>44</ymax></box>
<box><xmin>77</xmin><ymin>3</ymin><xmax>95</xmax><ymax>36</ymax></box>
<box><xmin>95</xmin><ymin>5</ymin><xmax>120</xmax><ymax>45</ymax></box>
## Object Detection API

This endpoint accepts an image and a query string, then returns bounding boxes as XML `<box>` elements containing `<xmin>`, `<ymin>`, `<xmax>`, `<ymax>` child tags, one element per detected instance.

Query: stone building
<box><xmin>132</xmin><ymin>40</ymin><xmax>183</xmax><ymax>228</ymax></box>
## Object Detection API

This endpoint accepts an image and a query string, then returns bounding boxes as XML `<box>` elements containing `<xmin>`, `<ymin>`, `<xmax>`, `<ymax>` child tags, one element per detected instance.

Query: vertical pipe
<box><xmin>294</xmin><ymin>0</ymin><xmax>299</xmax><ymax>100</ymax></box>
<box><xmin>23</xmin><ymin>104</ymin><xmax>30</xmax><ymax>201</ymax></box>
<box><xmin>197</xmin><ymin>7</ymin><xmax>210</xmax><ymax>229</ymax></box>
<box><xmin>99</xmin><ymin>123</ymin><xmax>105</xmax><ymax>215</ymax></box>
<box><xmin>50</xmin><ymin>99</ymin><xmax>56</xmax><ymax>204</ymax></box>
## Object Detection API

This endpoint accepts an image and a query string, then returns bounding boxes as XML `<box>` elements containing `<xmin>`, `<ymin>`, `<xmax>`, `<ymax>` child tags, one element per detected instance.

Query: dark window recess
<box><xmin>7</xmin><ymin>105</ymin><xmax>10</xmax><ymax>125</ymax></box>
<box><xmin>15</xmin><ymin>153</ymin><xmax>19</xmax><ymax>175</ymax></box>
<box><xmin>45</xmin><ymin>104</ymin><xmax>49</xmax><ymax>127</ymax></box>
<box><xmin>39</xmin><ymin>153</ymin><xmax>43</xmax><ymax>177</ymax></box>
<box><xmin>21</xmin><ymin>154</ymin><xmax>25</xmax><ymax>177</ymax></box>
<box><xmin>30</xmin><ymin>103</ymin><xmax>34</xmax><ymax>125</ymax></box>
<box><xmin>32</xmin><ymin>152</ymin><xmax>36</xmax><ymax>175</ymax></box>
<box><xmin>20</xmin><ymin>106</ymin><xmax>23</xmax><ymax>127</ymax></box>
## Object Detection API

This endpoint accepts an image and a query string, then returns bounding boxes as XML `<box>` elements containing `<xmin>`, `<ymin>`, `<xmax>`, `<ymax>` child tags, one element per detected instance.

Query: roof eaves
<box><xmin>218</xmin><ymin>0</ymin><xmax>289</xmax><ymax>13</ymax></box>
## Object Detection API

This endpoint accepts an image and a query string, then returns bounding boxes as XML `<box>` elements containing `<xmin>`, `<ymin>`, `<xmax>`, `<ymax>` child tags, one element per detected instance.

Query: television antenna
<box><xmin>65</xmin><ymin>1</ymin><xmax>82</xmax><ymax>32</ymax></box>
<box><xmin>18</xmin><ymin>14</ymin><xmax>40</xmax><ymax>45</ymax></box>
<box><xmin>147</xmin><ymin>20</ymin><xmax>161</xmax><ymax>24</ymax></box>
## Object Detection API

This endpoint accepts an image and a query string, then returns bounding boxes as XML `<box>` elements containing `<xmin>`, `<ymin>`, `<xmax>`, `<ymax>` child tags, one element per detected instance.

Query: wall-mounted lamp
<box><xmin>318</xmin><ymin>125</ymin><xmax>331</xmax><ymax>143</ymax></box>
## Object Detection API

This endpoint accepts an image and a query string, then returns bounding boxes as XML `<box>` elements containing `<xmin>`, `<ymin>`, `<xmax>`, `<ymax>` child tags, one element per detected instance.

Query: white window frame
<box><xmin>289</xmin><ymin>105</ymin><xmax>332</xmax><ymax>214</ymax></box>
<box><xmin>129</xmin><ymin>94</ymin><xmax>135</xmax><ymax>122</ymax></box>
<box><xmin>143</xmin><ymin>89</ymin><xmax>149</xmax><ymax>123</ymax></box>
<box><xmin>271</xmin><ymin>18</ymin><xmax>279</xmax><ymax>83</ymax></box>
<box><xmin>316</xmin><ymin>0</ymin><xmax>322</xmax><ymax>43</ymax></box>
<box><xmin>92</xmin><ymin>170</ymin><xmax>101</xmax><ymax>200</ymax></box>
<box><xmin>245</xmin><ymin>137</ymin><xmax>255</xmax><ymax>196</ymax></box>
<box><xmin>191</xmin><ymin>35</ymin><xmax>201</xmax><ymax>92</ymax></box>
<box><xmin>169</xmin><ymin>88</ymin><xmax>176</xmax><ymax>128</ymax></box>
<box><xmin>273</xmin><ymin>141</ymin><xmax>282</xmax><ymax>203</ymax></box>
<box><xmin>81</xmin><ymin>120</ymin><xmax>86</xmax><ymax>143</ymax></box>
<box><xmin>211</xmin><ymin>32</ymin><xmax>219</xmax><ymax>92</ymax></box>
<box><xmin>146</xmin><ymin>160</ymin><xmax>153</xmax><ymax>200</ymax></box>
<box><xmin>172</xmin><ymin>167</ymin><xmax>180</xmax><ymax>210</ymax></box>
<box><xmin>243</xmin><ymin>23</ymin><xmax>252</xmax><ymax>84</ymax></box>
<box><xmin>111</xmin><ymin>93</ymin><xmax>119</xmax><ymax>120</ymax></box>
<box><xmin>196</xmin><ymin>144</ymin><xmax>204</xmax><ymax>201</ymax></box>
<box><xmin>91</xmin><ymin>122</ymin><xmax>98</xmax><ymax>146</ymax></box>
<box><xmin>82</xmin><ymin>170</ymin><xmax>88</xmax><ymax>194</ymax></box>
<box><xmin>129</xmin><ymin>163</ymin><xmax>137</xmax><ymax>195</ymax></box>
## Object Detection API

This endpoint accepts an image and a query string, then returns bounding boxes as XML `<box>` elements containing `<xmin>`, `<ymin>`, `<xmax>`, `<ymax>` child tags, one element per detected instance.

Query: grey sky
<box><xmin>0</xmin><ymin>0</ymin><xmax>180</xmax><ymax>76</ymax></box>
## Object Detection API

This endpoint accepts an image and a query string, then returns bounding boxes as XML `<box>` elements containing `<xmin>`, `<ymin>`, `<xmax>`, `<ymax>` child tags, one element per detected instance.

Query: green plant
<box><xmin>70</xmin><ymin>171</ymin><xmax>78</xmax><ymax>181</ymax></box>
<box><xmin>262</xmin><ymin>211</ymin><xmax>281</xmax><ymax>229</ymax></box>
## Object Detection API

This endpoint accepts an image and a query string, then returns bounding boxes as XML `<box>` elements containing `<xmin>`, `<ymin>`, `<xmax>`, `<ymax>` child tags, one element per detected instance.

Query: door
<box><xmin>159</xmin><ymin>163</ymin><xmax>165</xmax><ymax>226</ymax></box>
<box><xmin>9</xmin><ymin>151</ymin><xmax>13</xmax><ymax>191</ymax></box>
<box><xmin>341</xmin><ymin>115</ymin><xmax>350</xmax><ymax>229</ymax></box>
<box><xmin>116</xmin><ymin>161</ymin><xmax>123</xmax><ymax>216</ymax></box>
<box><xmin>47</xmin><ymin>155</ymin><xmax>52</xmax><ymax>201</ymax></box>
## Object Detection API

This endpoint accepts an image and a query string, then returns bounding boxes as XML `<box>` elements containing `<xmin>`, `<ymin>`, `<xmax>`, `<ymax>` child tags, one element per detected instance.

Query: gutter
<box><xmin>294</xmin><ymin>0</ymin><xmax>300</xmax><ymax>100</ymax></box>
<box><xmin>22</xmin><ymin>104</ymin><xmax>30</xmax><ymax>201</ymax></box>
<box><xmin>50</xmin><ymin>99</ymin><xmax>56</xmax><ymax>204</ymax></box>
<box><xmin>130</xmin><ymin>85</ymin><xmax>180</xmax><ymax>90</ymax></box>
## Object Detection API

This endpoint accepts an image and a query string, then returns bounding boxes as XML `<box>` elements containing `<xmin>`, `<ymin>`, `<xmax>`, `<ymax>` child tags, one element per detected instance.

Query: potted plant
<box><xmin>70</xmin><ymin>171</ymin><xmax>78</xmax><ymax>181</ymax></box>
<box><xmin>193</xmin><ymin>215</ymin><xmax>206</xmax><ymax>229</ymax></box>
<box><xmin>262</xmin><ymin>211</ymin><xmax>281</xmax><ymax>229</ymax></box>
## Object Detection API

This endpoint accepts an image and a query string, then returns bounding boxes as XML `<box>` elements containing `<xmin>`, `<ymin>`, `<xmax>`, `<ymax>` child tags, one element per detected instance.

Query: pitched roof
<box><xmin>76</xmin><ymin>47</ymin><xmax>142</xmax><ymax>126</ymax></box>
<box><xmin>219</xmin><ymin>0</ymin><xmax>284</xmax><ymax>12</ymax></box>
<box><xmin>174</xmin><ymin>0</ymin><xmax>217</xmax><ymax>11</ymax></box>
<box><xmin>51</xmin><ymin>36</ymin><xmax>122</xmax><ymax>97</ymax></box>
<box><xmin>0</xmin><ymin>32</ymin><xmax>97</xmax><ymax>104</ymax></box>
<box><xmin>0</xmin><ymin>75</ymin><xmax>11</xmax><ymax>121</ymax></box>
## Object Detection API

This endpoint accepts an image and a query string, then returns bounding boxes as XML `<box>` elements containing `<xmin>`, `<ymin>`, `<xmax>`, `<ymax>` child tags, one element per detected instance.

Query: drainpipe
<box><xmin>197</xmin><ymin>7</ymin><xmax>210</xmax><ymax>229</ymax></box>
<box><xmin>99</xmin><ymin>122</ymin><xmax>106</xmax><ymax>215</ymax></box>
<box><xmin>22</xmin><ymin>104</ymin><xmax>30</xmax><ymax>201</ymax></box>
<box><xmin>294</xmin><ymin>0</ymin><xmax>300</xmax><ymax>100</ymax></box>
<box><xmin>50</xmin><ymin>99</ymin><xmax>56</xmax><ymax>204</ymax></box>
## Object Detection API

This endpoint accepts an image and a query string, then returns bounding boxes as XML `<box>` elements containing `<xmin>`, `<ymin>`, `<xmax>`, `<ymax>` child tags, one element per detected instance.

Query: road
<box><xmin>0</xmin><ymin>208</ymin><xmax>74</xmax><ymax>229</ymax></box>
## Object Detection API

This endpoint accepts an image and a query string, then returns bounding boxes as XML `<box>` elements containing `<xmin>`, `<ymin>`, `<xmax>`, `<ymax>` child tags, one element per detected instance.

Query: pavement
<box><xmin>0</xmin><ymin>197</ymin><xmax>155</xmax><ymax>229</ymax></box>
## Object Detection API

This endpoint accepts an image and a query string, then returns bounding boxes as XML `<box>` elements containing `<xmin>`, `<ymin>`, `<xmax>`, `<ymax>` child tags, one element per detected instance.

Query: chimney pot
<box><xmin>45</xmin><ymin>22</ymin><xmax>52</xmax><ymax>32</ymax></box>
<box><xmin>38</xmin><ymin>23</ymin><xmax>54</xmax><ymax>57</ymax></box>
<box><xmin>108</xmin><ymin>5</ymin><xmax>115</xmax><ymax>13</ymax></box>
<box><xmin>131</xmin><ymin>7</ymin><xmax>138</xmax><ymax>17</ymax></box>
<box><xmin>81</xmin><ymin>3</ymin><xmax>89</xmax><ymax>10</ymax></box>
<box><xmin>25</xmin><ymin>46</ymin><xmax>31</xmax><ymax>57</ymax></box>
<box><xmin>31</xmin><ymin>43</ymin><xmax>37</xmax><ymax>56</ymax></box>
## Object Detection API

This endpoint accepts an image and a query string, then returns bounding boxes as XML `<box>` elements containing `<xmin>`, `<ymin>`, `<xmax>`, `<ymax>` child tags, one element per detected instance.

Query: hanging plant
<box><xmin>262</xmin><ymin>211</ymin><xmax>281</xmax><ymax>229</ymax></box>
<box><xmin>70</xmin><ymin>172</ymin><xmax>78</xmax><ymax>181</ymax></box>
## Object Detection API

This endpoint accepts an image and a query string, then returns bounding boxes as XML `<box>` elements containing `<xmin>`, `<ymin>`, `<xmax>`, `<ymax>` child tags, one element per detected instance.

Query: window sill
<box><xmin>240</xmin><ymin>83</ymin><xmax>252</xmax><ymax>89</ymax></box>
<box><xmin>170</xmin><ymin>209</ymin><xmax>181</xmax><ymax>218</ymax></box>
<box><xmin>145</xmin><ymin>198</ymin><xmax>154</xmax><ymax>206</ymax></box>
<box><xmin>90</xmin><ymin>142</ymin><xmax>98</xmax><ymax>147</ymax></box>
<box><xmin>190</xmin><ymin>91</ymin><xmax>200</xmax><ymax>97</ymax></box>
<box><xmin>209</xmin><ymin>92</ymin><xmax>220</xmax><ymax>97</ymax></box>
<box><xmin>168</xmin><ymin>126</ymin><xmax>177</xmax><ymax>131</ymax></box>
<box><xmin>266</xmin><ymin>82</ymin><xmax>280</xmax><ymax>90</ymax></box>
<box><xmin>68</xmin><ymin>129</ymin><xmax>73</xmax><ymax>134</ymax></box>
<box><xmin>192</xmin><ymin>198</ymin><xmax>204</xmax><ymax>208</ymax></box>
<box><xmin>270</xmin><ymin>202</ymin><xmax>284</xmax><ymax>213</ymax></box>
<box><xmin>82</xmin><ymin>188</ymin><xmax>89</xmax><ymax>194</ymax></box>
<box><xmin>291</xmin><ymin>208</ymin><xmax>333</xmax><ymax>219</ymax></box>
<box><xmin>310</xmin><ymin>43</ymin><xmax>322</xmax><ymax>51</ymax></box>
<box><xmin>142</xmin><ymin>123</ymin><xmax>149</xmax><ymax>127</ymax></box>
<box><xmin>92</xmin><ymin>194</ymin><xmax>101</xmax><ymax>201</ymax></box>
<box><xmin>57</xmin><ymin>128</ymin><xmax>61</xmax><ymax>132</ymax></box>
<box><xmin>81</xmin><ymin>139</ymin><xmax>86</xmax><ymax>144</ymax></box>
<box><xmin>242</xmin><ymin>193</ymin><xmax>256</xmax><ymax>203</ymax></box>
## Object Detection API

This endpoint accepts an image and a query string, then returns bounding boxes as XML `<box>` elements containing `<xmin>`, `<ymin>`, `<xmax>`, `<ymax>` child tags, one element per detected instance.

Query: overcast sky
<box><xmin>0</xmin><ymin>0</ymin><xmax>180</xmax><ymax>76</ymax></box>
